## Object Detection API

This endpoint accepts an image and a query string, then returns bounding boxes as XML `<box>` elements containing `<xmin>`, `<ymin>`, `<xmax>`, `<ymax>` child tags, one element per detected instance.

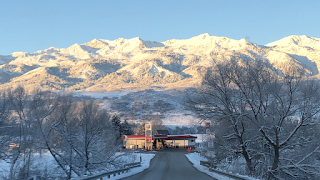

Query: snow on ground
<box><xmin>186</xmin><ymin>152</ymin><xmax>234</xmax><ymax>180</ymax></box>
<box><xmin>0</xmin><ymin>151</ymin><xmax>57</xmax><ymax>179</ymax></box>
<box><xmin>162</xmin><ymin>112</ymin><xmax>198</xmax><ymax>126</ymax></box>
<box><xmin>60</xmin><ymin>90</ymin><xmax>138</xmax><ymax>99</ymax></box>
<box><xmin>104</xmin><ymin>153</ymin><xmax>155</xmax><ymax>180</ymax></box>
<box><xmin>0</xmin><ymin>159</ymin><xmax>10</xmax><ymax>178</ymax></box>
<box><xmin>0</xmin><ymin>151</ymin><xmax>154</xmax><ymax>180</ymax></box>
<box><xmin>186</xmin><ymin>153</ymin><xmax>259</xmax><ymax>180</ymax></box>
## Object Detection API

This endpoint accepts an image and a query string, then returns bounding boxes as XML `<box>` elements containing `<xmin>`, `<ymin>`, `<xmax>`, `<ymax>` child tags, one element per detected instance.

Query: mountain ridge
<box><xmin>0</xmin><ymin>34</ymin><xmax>319</xmax><ymax>92</ymax></box>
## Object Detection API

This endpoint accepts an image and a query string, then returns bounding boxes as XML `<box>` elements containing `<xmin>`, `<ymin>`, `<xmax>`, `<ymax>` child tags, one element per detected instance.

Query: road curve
<box><xmin>121</xmin><ymin>150</ymin><xmax>216</xmax><ymax>180</ymax></box>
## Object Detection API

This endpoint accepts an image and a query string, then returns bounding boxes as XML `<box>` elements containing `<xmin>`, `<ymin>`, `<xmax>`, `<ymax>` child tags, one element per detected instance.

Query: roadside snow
<box><xmin>186</xmin><ymin>153</ymin><xmax>259</xmax><ymax>180</ymax></box>
<box><xmin>104</xmin><ymin>153</ymin><xmax>155</xmax><ymax>180</ymax></box>
<box><xmin>186</xmin><ymin>153</ymin><xmax>234</xmax><ymax>180</ymax></box>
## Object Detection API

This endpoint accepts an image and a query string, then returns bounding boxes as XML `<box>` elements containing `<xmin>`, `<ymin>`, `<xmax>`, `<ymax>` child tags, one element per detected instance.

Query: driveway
<box><xmin>121</xmin><ymin>149</ymin><xmax>216</xmax><ymax>180</ymax></box>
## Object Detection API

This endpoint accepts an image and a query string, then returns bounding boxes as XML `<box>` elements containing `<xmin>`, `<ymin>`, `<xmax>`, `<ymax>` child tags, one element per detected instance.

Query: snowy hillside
<box><xmin>95</xmin><ymin>89</ymin><xmax>198</xmax><ymax>126</ymax></box>
<box><xmin>0</xmin><ymin>34</ymin><xmax>320</xmax><ymax>91</ymax></box>
<box><xmin>266</xmin><ymin>35</ymin><xmax>320</xmax><ymax>50</ymax></box>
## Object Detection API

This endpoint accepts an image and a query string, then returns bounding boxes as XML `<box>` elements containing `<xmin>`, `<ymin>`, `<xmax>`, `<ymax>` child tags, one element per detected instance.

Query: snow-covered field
<box><xmin>104</xmin><ymin>153</ymin><xmax>155</xmax><ymax>180</ymax></box>
<box><xmin>185</xmin><ymin>152</ymin><xmax>258</xmax><ymax>180</ymax></box>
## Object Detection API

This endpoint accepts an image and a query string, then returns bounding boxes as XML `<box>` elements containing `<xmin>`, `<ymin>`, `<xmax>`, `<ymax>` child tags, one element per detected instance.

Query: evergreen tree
<box><xmin>111</xmin><ymin>114</ymin><xmax>121</xmax><ymax>135</ymax></box>
<box><xmin>120</xmin><ymin>120</ymin><xmax>134</xmax><ymax>135</ymax></box>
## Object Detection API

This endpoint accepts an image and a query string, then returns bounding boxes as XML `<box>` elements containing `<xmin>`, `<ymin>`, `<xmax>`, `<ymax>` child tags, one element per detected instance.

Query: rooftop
<box><xmin>121</xmin><ymin>135</ymin><xmax>197</xmax><ymax>140</ymax></box>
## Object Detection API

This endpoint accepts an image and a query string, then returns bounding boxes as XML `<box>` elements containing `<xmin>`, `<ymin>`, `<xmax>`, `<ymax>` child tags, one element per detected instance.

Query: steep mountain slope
<box><xmin>265</xmin><ymin>35</ymin><xmax>320</xmax><ymax>76</ymax></box>
<box><xmin>0</xmin><ymin>64</ymin><xmax>38</xmax><ymax>84</ymax></box>
<box><xmin>0</xmin><ymin>34</ymin><xmax>319</xmax><ymax>91</ymax></box>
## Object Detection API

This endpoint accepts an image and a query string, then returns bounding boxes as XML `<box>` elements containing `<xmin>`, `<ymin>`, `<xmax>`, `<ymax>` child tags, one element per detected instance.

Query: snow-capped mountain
<box><xmin>266</xmin><ymin>35</ymin><xmax>320</xmax><ymax>50</ymax></box>
<box><xmin>0</xmin><ymin>34</ymin><xmax>319</xmax><ymax>91</ymax></box>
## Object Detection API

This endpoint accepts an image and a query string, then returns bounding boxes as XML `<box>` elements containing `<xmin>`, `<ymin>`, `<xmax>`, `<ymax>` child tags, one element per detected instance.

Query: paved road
<box><xmin>121</xmin><ymin>150</ymin><xmax>216</xmax><ymax>180</ymax></box>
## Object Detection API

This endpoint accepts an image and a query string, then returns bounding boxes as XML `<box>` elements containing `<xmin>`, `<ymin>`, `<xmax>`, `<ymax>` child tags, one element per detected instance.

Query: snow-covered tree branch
<box><xmin>187</xmin><ymin>57</ymin><xmax>320</xmax><ymax>179</ymax></box>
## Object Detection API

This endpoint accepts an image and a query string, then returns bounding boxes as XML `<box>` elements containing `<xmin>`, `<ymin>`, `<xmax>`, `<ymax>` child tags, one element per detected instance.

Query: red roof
<box><xmin>154</xmin><ymin>135</ymin><xmax>168</xmax><ymax>138</ymax></box>
<box><xmin>166</xmin><ymin>135</ymin><xmax>197</xmax><ymax>140</ymax></box>
<box><xmin>121</xmin><ymin>135</ymin><xmax>145</xmax><ymax>139</ymax></box>
<box><xmin>121</xmin><ymin>135</ymin><xmax>197</xmax><ymax>140</ymax></box>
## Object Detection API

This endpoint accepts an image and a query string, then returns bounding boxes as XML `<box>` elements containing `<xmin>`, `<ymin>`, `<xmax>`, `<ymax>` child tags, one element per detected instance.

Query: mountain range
<box><xmin>1</xmin><ymin>33</ymin><xmax>320</xmax><ymax>92</ymax></box>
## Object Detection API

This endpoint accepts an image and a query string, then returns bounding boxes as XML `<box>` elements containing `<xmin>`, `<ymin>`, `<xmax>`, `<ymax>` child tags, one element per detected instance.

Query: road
<box><xmin>121</xmin><ymin>149</ymin><xmax>216</xmax><ymax>180</ymax></box>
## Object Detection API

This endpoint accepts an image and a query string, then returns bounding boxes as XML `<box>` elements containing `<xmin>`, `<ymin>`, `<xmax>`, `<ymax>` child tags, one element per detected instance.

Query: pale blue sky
<box><xmin>0</xmin><ymin>0</ymin><xmax>319</xmax><ymax>55</ymax></box>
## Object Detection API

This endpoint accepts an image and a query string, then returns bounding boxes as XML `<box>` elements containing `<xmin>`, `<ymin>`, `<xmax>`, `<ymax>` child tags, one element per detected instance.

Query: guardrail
<box><xmin>200</xmin><ymin>161</ymin><xmax>216</xmax><ymax>169</ymax></box>
<box><xmin>124</xmin><ymin>162</ymin><xmax>140</xmax><ymax>168</ymax></box>
<box><xmin>80</xmin><ymin>162</ymin><xmax>141</xmax><ymax>180</ymax></box>
<box><xmin>199</xmin><ymin>161</ymin><xmax>249</xmax><ymax>180</ymax></box>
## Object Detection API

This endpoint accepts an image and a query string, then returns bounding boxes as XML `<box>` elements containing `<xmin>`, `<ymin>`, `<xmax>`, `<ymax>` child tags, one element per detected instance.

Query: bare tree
<box><xmin>0</xmin><ymin>91</ymin><xmax>11</xmax><ymax>160</ymax></box>
<box><xmin>151</xmin><ymin>119</ymin><xmax>166</xmax><ymax>134</ymax></box>
<box><xmin>73</xmin><ymin>100</ymin><xmax>114</xmax><ymax>175</ymax></box>
<box><xmin>135</xmin><ymin>122</ymin><xmax>146</xmax><ymax>135</ymax></box>
<box><xmin>0</xmin><ymin>89</ymin><xmax>130</xmax><ymax>179</ymax></box>
<box><xmin>33</xmin><ymin>93</ymin><xmax>82</xmax><ymax>179</ymax></box>
<box><xmin>34</xmin><ymin>94</ymin><xmax>119</xmax><ymax>179</ymax></box>
<box><xmin>188</xmin><ymin>58</ymin><xmax>320</xmax><ymax>179</ymax></box>
<box><xmin>6</xmin><ymin>86</ymin><xmax>32</xmax><ymax>179</ymax></box>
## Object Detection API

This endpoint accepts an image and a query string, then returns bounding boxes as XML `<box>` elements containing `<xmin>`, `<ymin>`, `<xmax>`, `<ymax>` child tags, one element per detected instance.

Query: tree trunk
<box><xmin>9</xmin><ymin>154</ymin><xmax>19</xmax><ymax>179</ymax></box>
<box><xmin>271</xmin><ymin>145</ymin><xmax>280</xmax><ymax>170</ymax></box>
<box><xmin>269</xmin><ymin>131</ymin><xmax>280</xmax><ymax>180</ymax></box>
<box><xmin>242</xmin><ymin>145</ymin><xmax>253</xmax><ymax>173</ymax></box>
<box><xmin>239</xmin><ymin>138</ymin><xmax>253</xmax><ymax>173</ymax></box>
<box><xmin>68</xmin><ymin>148</ymin><xmax>72</xmax><ymax>180</ymax></box>
<box><xmin>268</xmin><ymin>145</ymin><xmax>280</xmax><ymax>180</ymax></box>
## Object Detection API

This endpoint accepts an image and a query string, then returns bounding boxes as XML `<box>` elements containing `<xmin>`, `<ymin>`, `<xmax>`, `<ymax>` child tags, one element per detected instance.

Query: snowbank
<box><xmin>185</xmin><ymin>153</ymin><xmax>235</xmax><ymax>180</ymax></box>
<box><xmin>104</xmin><ymin>153</ymin><xmax>155</xmax><ymax>180</ymax></box>
<box><xmin>186</xmin><ymin>153</ymin><xmax>259</xmax><ymax>180</ymax></box>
